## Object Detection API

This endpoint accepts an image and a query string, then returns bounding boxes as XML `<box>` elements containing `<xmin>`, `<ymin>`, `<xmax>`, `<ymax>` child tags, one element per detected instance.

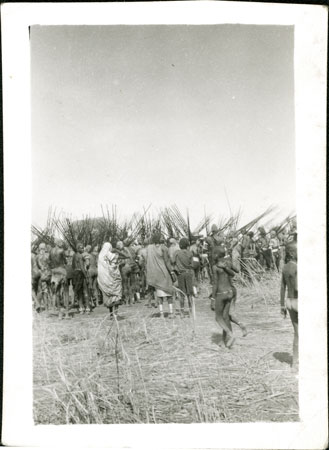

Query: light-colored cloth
<box><xmin>51</xmin><ymin>267</ymin><xmax>67</xmax><ymax>285</ymax></box>
<box><xmin>146</xmin><ymin>244</ymin><xmax>173</xmax><ymax>296</ymax></box>
<box><xmin>156</xmin><ymin>289</ymin><xmax>168</xmax><ymax>298</ymax></box>
<box><xmin>97</xmin><ymin>243</ymin><xmax>122</xmax><ymax>307</ymax></box>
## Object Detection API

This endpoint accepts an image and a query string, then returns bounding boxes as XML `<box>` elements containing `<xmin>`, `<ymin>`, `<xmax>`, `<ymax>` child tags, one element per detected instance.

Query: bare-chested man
<box><xmin>49</xmin><ymin>239</ymin><xmax>69</xmax><ymax>318</ymax></box>
<box><xmin>280</xmin><ymin>247</ymin><xmax>298</xmax><ymax>370</ymax></box>
<box><xmin>210</xmin><ymin>248</ymin><xmax>236</xmax><ymax>349</ymax></box>
<box><xmin>72</xmin><ymin>242</ymin><xmax>90</xmax><ymax>314</ymax></box>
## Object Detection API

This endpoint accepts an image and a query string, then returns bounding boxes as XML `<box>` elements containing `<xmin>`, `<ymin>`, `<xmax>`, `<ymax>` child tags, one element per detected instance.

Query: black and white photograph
<box><xmin>2</xmin><ymin>2</ymin><xmax>327</xmax><ymax>449</ymax></box>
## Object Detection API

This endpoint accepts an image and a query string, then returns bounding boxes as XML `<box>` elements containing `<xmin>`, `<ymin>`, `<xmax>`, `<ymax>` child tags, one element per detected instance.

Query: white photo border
<box><xmin>2</xmin><ymin>2</ymin><xmax>328</xmax><ymax>449</ymax></box>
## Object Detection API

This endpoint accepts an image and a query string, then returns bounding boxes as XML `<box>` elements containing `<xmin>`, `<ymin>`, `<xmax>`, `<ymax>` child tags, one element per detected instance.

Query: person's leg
<box><xmin>63</xmin><ymin>280</ymin><xmax>70</xmax><ymax>319</ymax></box>
<box><xmin>215</xmin><ymin>294</ymin><xmax>234</xmax><ymax>338</ymax></box>
<box><xmin>90</xmin><ymin>275</ymin><xmax>98</xmax><ymax>306</ymax></box>
<box><xmin>123</xmin><ymin>273</ymin><xmax>130</xmax><ymax>305</ymax></box>
<box><xmin>223</xmin><ymin>300</ymin><xmax>235</xmax><ymax>348</ymax></box>
<box><xmin>158</xmin><ymin>296</ymin><xmax>164</xmax><ymax>316</ymax></box>
<box><xmin>265</xmin><ymin>250</ymin><xmax>273</xmax><ymax>270</ymax></box>
<box><xmin>127</xmin><ymin>273</ymin><xmax>133</xmax><ymax>305</ymax></box>
<box><xmin>167</xmin><ymin>296</ymin><xmax>174</xmax><ymax>318</ymax></box>
<box><xmin>83</xmin><ymin>278</ymin><xmax>90</xmax><ymax>313</ymax></box>
<box><xmin>40</xmin><ymin>280</ymin><xmax>48</xmax><ymax>310</ymax></box>
<box><xmin>186</xmin><ymin>271</ymin><xmax>196</xmax><ymax>301</ymax></box>
<box><xmin>133</xmin><ymin>272</ymin><xmax>141</xmax><ymax>302</ymax></box>
<box><xmin>275</xmin><ymin>254</ymin><xmax>281</xmax><ymax>271</ymax></box>
<box><xmin>177</xmin><ymin>274</ymin><xmax>185</xmax><ymax>313</ymax></box>
<box><xmin>140</xmin><ymin>269</ymin><xmax>146</xmax><ymax>298</ymax></box>
<box><xmin>288</xmin><ymin>308</ymin><xmax>299</xmax><ymax>369</ymax></box>
<box><xmin>229</xmin><ymin>287</ymin><xmax>248</xmax><ymax>336</ymax></box>
<box><xmin>179</xmin><ymin>292</ymin><xmax>185</xmax><ymax>313</ymax></box>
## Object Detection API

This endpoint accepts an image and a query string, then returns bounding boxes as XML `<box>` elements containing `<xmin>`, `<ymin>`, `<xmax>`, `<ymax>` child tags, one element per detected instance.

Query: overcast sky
<box><xmin>31</xmin><ymin>25</ymin><xmax>295</xmax><ymax>229</ymax></box>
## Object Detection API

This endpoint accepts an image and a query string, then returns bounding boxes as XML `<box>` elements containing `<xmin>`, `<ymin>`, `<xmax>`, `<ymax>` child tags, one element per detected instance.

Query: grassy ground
<box><xmin>33</xmin><ymin>274</ymin><xmax>299</xmax><ymax>424</ymax></box>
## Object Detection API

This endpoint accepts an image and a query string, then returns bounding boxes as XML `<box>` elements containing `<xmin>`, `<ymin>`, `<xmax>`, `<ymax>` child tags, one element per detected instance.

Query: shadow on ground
<box><xmin>273</xmin><ymin>351</ymin><xmax>292</xmax><ymax>365</ymax></box>
<box><xmin>211</xmin><ymin>332</ymin><xmax>224</xmax><ymax>345</ymax></box>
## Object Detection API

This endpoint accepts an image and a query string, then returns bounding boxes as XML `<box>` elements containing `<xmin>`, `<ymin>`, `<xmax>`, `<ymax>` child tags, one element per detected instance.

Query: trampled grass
<box><xmin>33</xmin><ymin>273</ymin><xmax>298</xmax><ymax>424</ymax></box>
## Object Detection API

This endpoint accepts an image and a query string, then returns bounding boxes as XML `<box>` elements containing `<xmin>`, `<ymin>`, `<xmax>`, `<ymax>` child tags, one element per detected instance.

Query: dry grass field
<box><xmin>33</xmin><ymin>273</ymin><xmax>299</xmax><ymax>424</ymax></box>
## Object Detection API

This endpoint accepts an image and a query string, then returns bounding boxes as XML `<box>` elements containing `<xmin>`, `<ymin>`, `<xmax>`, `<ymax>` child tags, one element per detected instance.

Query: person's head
<box><xmin>123</xmin><ymin>238</ymin><xmax>130</xmax><ymax>247</ymax></box>
<box><xmin>151</xmin><ymin>233</ymin><xmax>162</xmax><ymax>245</ymax></box>
<box><xmin>179</xmin><ymin>238</ymin><xmax>189</xmax><ymax>250</ymax></box>
<box><xmin>270</xmin><ymin>230</ymin><xmax>276</xmax><ymax>238</ymax></box>
<box><xmin>92</xmin><ymin>244</ymin><xmax>99</xmax><ymax>253</ymax></box>
<box><xmin>285</xmin><ymin>244</ymin><xmax>297</xmax><ymax>263</ymax></box>
<box><xmin>247</xmin><ymin>231</ymin><xmax>254</xmax><ymax>238</ymax></box>
<box><xmin>84</xmin><ymin>245</ymin><xmax>92</xmax><ymax>253</ymax></box>
<box><xmin>77</xmin><ymin>242</ymin><xmax>84</xmax><ymax>254</ymax></box>
<box><xmin>38</xmin><ymin>243</ymin><xmax>46</xmax><ymax>253</ymax></box>
<box><xmin>102</xmin><ymin>242</ymin><xmax>112</xmax><ymax>253</ymax></box>
<box><xmin>168</xmin><ymin>237</ymin><xmax>177</xmax><ymax>246</ymax></box>
<box><xmin>258</xmin><ymin>226</ymin><xmax>266</xmax><ymax>236</ymax></box>
<box><xmin>211</xmin><ymin>224</ymin><xmax>218</xmax><ymax>235</ymax></box>
<box><xmin>56</xmin><ymin>239</ymin><xmax>64</xmax><ymax>249</ymax></box>
<box><xmin>116</xmin><ymin>241</ymin><xmax>124</xmax><ymax>250</ymax></box>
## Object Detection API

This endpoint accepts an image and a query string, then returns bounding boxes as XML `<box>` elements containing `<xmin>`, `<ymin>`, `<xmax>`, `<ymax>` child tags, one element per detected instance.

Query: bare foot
<box><xmin>226</xmin><ymin>335</ymin><xmax>236</xmax><ymax>349</ymax></box>
<box><xmin>241</xmin><ymin>326</ymin><xmax>248</xmax><ymax>337</ymax></box>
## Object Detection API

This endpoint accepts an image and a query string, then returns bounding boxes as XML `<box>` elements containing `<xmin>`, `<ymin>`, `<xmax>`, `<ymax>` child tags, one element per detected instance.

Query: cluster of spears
<box><xmin>31</xmin><ymin>204</ymin><xmax>297</xmax><ymax>323</ymax></box>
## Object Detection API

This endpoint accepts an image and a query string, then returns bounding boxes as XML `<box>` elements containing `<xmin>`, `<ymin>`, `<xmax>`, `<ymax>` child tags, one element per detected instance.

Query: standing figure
<box><xmin>230</xmin><ymin>237</ymin><xmax>242</xmax><ymax>273</ymax></box>
<box><xmin>174</xmin><ymin>238</ymin><xmax>194</xmax><ymax>316</ymax></box>
<box><xmin>199</xmin><ymin>240</ymin><xmax>212</xmax><ymax>281</ymax></box>
<box><xmin>64</xmin><ymin>245</ymin><xmax>75</xmax><ymax>307</ymax></box>
<box><xmin>280</xmin><ymin>247</ymin><xmax>298</xmax><ymax>370</ymax></box>
<box><xmin>116</xmin><ymin>240</ymin><xmax>134</xmax><ymax>305</ymax></box>
<box><xmin>190</xmin><ymin>237</ymin><xmax>202</xmax><ymax>291</ymax></box>
<box><xmin>31</xmin><ymin>247</ymin><xmax>41</xmax><ymax>311</ymax></box>
<box><xmin>124</xmin><ymin>239</ymin><xmax>142</xmax><ymax>303</ymax></box>
<box><xmin>278</xmin><ymin>231</ymin><xmax>287</xmax><ymax>267</ymax></box>
<box><xmin>241</xmin><ymin>231</ymin><xmax>258</xmax><ymax>277</ymax></box>
<box><xmin>97</xmin><ymin>242</ymin><xmax>122</xmax><ymax>317</ymax></box>
<box><xmin>49</xmin><ymin>239</ymin><xmax>69</xmax><ymax>318</ymax></box>
<box><xmin>83</xmin><ymin>245</ymin><xmax>100</xmax><ymax>307</ymax></box>
<box><xmin>91</xmin><ymin>245</ymin><xmax>102</xmax><ymax>305</ymax></box>
<box><xmin>257</xmin><ymin>227</ymin><xmax>272</xmax><ymax>270</ymax></box>
<box><xmin>146</xmin><ymin>233</ymin><xmax>177</xmax><ymax>318</ymax></box>
<box><xmin>210</xmin><ymin>248</ymin><xmax>236</xmax><ymax>349</ymax></box>
<box><xmin>205</xmin><ymin>224</ymin><xmax>220</xmax><ymax>281</ymax></box>
<box><xmin>269</xmin><ymin>230</ymin><xmax>281</xmax><ymax>271</ymax></box>
<box><xmin>72</xmin><ymin>242</ymin><xmax>90</xmax><ymax>314</ymax></box>
<box><xmin>136</xmin><ymin>244</ymin><xmax>147</xmax><ymax>299</ymax></box>
<box><xmin>36</xmin><ymin>243</ymin><xmax>51</xmax><ymax>311</ymax></box>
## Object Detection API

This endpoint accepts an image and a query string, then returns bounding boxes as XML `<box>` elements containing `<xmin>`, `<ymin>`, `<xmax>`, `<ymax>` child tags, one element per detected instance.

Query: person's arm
<box><xmin>280</xmin><ymin>273</ymin><xmax>287</xmax><ymax>317</ymax></box>
<box><xmin>217</xmin><ymin>260</ymin><xmax>236</xmax><ymax>277</ymax></box>
<box><xmin>189</xmin><ymin>251</ymin><xmax>193</xmax><ymax>269</ymax></box>
<box><xmin>162</xmin><ymin>246</ymin><xmax>173</xmax><ymax>272</ymax></box>
<box><xmin>162</xmin><ymin>245</ymin><xmax>176</xmax><ymax>281</ymax></box>
<box><xmin>230</xmin><ymin>260</ymin><xmax>240</xmax><ymax>273</ymax></box>
<box><xmin>211</xmin><ymin>266</ymin><xmax>222</xmax><ymax>297</ymax></box>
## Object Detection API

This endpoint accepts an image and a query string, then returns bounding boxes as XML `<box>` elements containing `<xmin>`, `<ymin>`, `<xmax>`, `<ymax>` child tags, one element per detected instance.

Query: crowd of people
<box><xmin>31</xmin><ymin>220</ymin><xmax>298</xmax><ymax>366</ymax></box>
